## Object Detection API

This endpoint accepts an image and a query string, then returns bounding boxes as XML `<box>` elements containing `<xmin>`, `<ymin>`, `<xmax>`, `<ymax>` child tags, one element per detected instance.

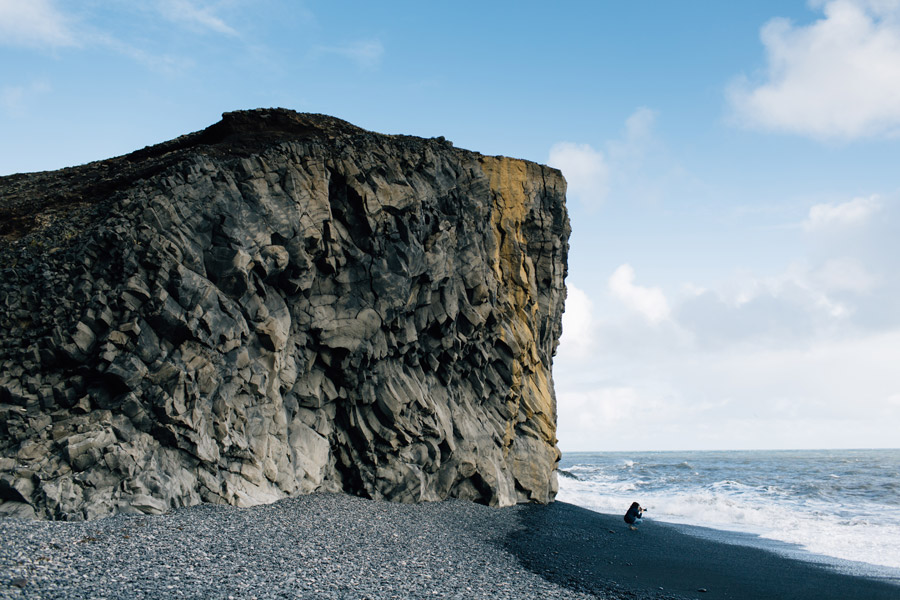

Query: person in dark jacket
<box><xmin>624</xmin><ymin>502</ymin><xmax>646</xmax><ymax>530</ymax></box>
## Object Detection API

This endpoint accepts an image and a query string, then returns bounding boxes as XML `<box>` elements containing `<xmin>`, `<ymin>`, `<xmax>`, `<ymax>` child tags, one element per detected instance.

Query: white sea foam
<box><xmin>558</xmin><ymin>450</ymin><xmax>900</xmax><ymax>570</ymax></box>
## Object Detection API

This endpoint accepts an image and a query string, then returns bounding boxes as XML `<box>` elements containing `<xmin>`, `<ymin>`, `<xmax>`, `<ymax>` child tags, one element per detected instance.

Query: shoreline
<box><xmin>649</xmin><ymin>513</ymin><xmax>900</xmax><ymax>583</ymax></box>
<box><xmin>556</xmin><ymin>447</ymin><xmax>900</xmax><ymax>581</ymax></box>
<box><xmin>508</xmin><ymin>501</ymin><xmax>900</xmax><ymax>599</ymax></box>
<box><xmin>1</xmin><ymin>494</ymin><xmax>898</xmax><ymax>599</ymax></box>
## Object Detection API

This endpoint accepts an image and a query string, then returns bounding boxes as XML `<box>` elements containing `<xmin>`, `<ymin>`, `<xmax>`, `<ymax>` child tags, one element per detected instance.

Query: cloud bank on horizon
<box><xmin>557</xmin><ymin>191</ymin><xmax>900</xmax><ymax>449</ymax></box>
<box><xmin>552</xmin><ymin>0</ymin><xmax>900</xmax><ymax>450</ymax></box>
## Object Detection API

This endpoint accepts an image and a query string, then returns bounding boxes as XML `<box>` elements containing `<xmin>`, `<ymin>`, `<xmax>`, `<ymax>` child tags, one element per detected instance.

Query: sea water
<box><xmin>557</xmin><ymin>449</ymin><xmax>900</xmax><ymax>571</ymax></box>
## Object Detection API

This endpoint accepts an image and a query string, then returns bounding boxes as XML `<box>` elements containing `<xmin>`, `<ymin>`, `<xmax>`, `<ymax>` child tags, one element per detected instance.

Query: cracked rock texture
<box><xmin>0</xmin><ymin>109</ymin><xmax>569</xmax><ymax>520</ymax></box>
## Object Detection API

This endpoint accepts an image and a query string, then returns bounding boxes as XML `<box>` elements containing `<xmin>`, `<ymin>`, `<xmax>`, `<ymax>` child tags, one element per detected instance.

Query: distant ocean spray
<box><xmin>557</xmin><ymin>449</ymin><xmax>900</xmax><ymax>570</ymax></box>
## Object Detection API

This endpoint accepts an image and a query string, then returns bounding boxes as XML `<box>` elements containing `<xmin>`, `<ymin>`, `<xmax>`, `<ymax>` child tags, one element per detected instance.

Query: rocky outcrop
<box><xmin>0</xmin><ymin>109</ymin><xmax>569</xmax><ymax>520</ymax></box>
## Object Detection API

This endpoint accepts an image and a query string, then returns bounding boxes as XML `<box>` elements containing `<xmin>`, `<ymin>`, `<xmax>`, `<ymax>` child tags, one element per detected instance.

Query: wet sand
<box><xmin>507</xmin><ymin>501</ymin><xmax>900</xmax><ymax>599</ymax></box>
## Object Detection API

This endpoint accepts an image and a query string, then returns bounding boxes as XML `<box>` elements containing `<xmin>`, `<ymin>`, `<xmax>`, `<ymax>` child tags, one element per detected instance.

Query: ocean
<box><xmin>557</xmin><ymin>449</ymin><xmax>900</xmax><ymax>572</ymax></box>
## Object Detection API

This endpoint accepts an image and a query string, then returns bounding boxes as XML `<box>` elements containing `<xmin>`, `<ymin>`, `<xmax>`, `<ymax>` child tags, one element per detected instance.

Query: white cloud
<box><xmin>313</xmin><ymin>40</ymin><xmax>385</xmax><ymax>69</ymax></box>
<box><xmin>608</xmin><ymin>264</ymin><xmax>670</xmax><ymax>324</ymax></box>
<box><xmin>558</xmin><ymin>387</ymin><xmax>644</xmax><ymax>433</ymax></box>
<box><xmin>0</xmin><ymin>0</ymin><xmax>77</xmax><ymax>48</ymax></box>
<box><xmin>803</xmin><ymin>194</ymin><xmax>882</xmax><ymax>230</ymax></box>
<box><xmin>729</xmin><ymin>0</ymin><xmax>900</xmax><ymax>139</ymax></box>
<box><xmin>155</xmin><ymin>0</ymin><xmax>238</xmax><ymax>36</ymax></box>
<box><xmin>675</xmin><ymin>262</ymin><xmax>863</xmax><ymax>347</ymax></box>
<box><xmin>557</xmin><ymin>322</ymin><xmax>900</xmax><ymax>451</ymax></box>
<box><xmin>554</xmin><ymin>187</ymin><xmax>900</xmax><ymax>450</ymax></box>
<box><xmin>689</xmin><ymin>329</ymin><xmax>900</xmax><ymax>424</ymax></box>
<box><xmin>547</xmin><ymin>142</ymin><xmax>610</xmax><ymax>207</ymax></box>
<box><xmin>558</xmin><ymin>284</ymin><xmax>596</xmax><ymax>359</ymax></box>
<box><xmin>813</xmin><ymin>257</ymin><xmax>879</xmax><ymax>293</ymax></box>
<box><xmin>548</xmin><ymin>106</ymin><xmax>682</xmax><ymax>209</ymax></box>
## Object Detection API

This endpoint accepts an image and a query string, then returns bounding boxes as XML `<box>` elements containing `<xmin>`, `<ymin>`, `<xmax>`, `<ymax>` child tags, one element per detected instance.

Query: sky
<box><xmin>2</xmin><ymin>0</ymin><xmax>899</xmax><ymax>451</ymax></box>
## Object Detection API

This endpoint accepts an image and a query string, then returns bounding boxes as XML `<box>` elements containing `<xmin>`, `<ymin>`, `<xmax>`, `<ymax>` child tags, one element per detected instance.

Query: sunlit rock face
<box><xmin>0</xmin><ymin>109</ymin><xmax>569</xmax><ymax>520</ymax></box>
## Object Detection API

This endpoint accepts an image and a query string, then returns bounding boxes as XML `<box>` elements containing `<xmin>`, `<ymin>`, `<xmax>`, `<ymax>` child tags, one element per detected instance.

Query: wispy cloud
<box><xmin>608</xmin><ymin>106</ymin><xmax>658</xmax><ymax>162</ymax></box>
<box><xmin>0</xmin><ymin>0</ymin><xmax>77</xmax><ymax>48</ymax></box>
<box><xmin>313</xmin><ymin>39</ymin><xmax>385</xmax><ymax>69</ymax></box>
<box><xmin>0</xmin><ymin>1</ymin><xmax>230</xmax><ymax>74</ymax></box>
<box><xmin>729</xmin><ymin>0</ymin><xmax>900</xmax><ymax>139</ymax></box>
<box><xmin>675</xmin><ymin>192</ymin><xmax>898</xmax><ymax>347</ymax></box>
<box><xmin>548</xmin><ymin>106</ymin><xmax>670</xmax><ymax>209</ymax></box>
<box><xmin>154</xmin><ymin>0</ymin><xmax>238</xmax><ymax>36</ymax></box>
<box><xmin>1</xmin><ymin>80</ymin><xmax>52</xmax><ymax>116</ymax></box>
<box><xmin>803</xmin><ymin>194</ymin><xmax>882</xmax><ymax>231</ymax></box>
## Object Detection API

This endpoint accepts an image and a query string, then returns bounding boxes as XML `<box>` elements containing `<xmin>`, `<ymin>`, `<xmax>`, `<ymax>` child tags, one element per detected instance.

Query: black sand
<box><xmin>1</xmin><ymin>495</ymin><xmax>898</xmax><ymax>599</ymax></box>
<box><xmin>507</xmin><ymin>501</ymin><xmax>900</xmax><ymax>600</ymax></box>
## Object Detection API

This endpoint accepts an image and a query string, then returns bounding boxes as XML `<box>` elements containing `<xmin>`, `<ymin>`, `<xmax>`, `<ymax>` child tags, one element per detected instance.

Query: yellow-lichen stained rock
<box><xmin>0</xmin><ymin>109</ymin><xmax>570</xmax><ymax>520</ymax></box>
<box><xmin>479</xmin><ymin>156</ymin><xmax>565</xmax><ymax>501</ymax></box>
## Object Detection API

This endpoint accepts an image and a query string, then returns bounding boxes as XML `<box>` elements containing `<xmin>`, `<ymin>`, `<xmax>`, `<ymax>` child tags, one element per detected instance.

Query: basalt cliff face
<box><xmin>0</xmin><ymin>109</ymin><xmax>569</xmax><ymax>520</ymax></box>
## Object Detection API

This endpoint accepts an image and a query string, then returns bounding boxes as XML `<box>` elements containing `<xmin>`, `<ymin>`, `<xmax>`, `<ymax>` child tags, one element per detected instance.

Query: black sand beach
<box><xmin>1</xmin><ymin>494</ymin><xmax>897</xmax><ymax>599</ymax></box>
<box><xmin>508</xmin><ymin>501</ymin><xmax>900</xmax><ymax>600</ymax></box>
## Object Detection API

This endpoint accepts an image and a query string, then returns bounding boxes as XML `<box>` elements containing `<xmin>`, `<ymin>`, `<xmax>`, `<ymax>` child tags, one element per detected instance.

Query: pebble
<box><xmin>0</xmin><ymin>493</ymin><xmax>614</xmax><ymax>600</ymax></box>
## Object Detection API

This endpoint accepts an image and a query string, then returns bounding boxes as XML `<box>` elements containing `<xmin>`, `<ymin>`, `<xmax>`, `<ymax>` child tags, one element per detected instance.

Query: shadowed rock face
<box><xmin>0</xmin><ymin>109</ymin><xmax>569</xmax><ymax>520</ymax></box>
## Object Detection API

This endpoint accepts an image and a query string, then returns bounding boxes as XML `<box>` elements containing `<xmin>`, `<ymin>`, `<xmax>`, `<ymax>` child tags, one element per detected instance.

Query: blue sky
<box><xmin>2</xmin><ymin>1</ymin><xmax>899</xmax><ymax>450</ymax></box>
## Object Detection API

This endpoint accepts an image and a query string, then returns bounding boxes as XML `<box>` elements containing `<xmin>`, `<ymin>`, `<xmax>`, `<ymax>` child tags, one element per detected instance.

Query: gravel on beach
<box><xmin>0</xmin><ymin>493</ymin><xmax>655</xmax><ymax>600</ymax></box>
<box><xmin>3</xmin><ymin>494</ymin><xmax>898</xmax><ymax>600</ymax></box>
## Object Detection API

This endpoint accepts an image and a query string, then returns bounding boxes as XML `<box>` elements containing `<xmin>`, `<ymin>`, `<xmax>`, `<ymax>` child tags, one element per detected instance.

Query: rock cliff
<box><xmin>0</xmin><ymin>109</ymin><xmax>569</xmax><ymax>520</ymax></box>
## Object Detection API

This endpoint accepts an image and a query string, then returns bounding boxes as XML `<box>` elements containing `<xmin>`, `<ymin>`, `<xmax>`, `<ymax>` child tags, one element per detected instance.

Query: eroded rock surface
<box><xmin>0</xmin><ymin>109</ymin><xmax>569</xmax><ymax>520</ymax></box>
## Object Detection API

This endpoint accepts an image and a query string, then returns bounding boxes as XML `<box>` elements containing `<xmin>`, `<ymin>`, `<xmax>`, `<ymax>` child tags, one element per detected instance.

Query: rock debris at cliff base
<box><xmin>0</xmin><ymin>494</ymin><xmax>622</xmax><ymax>600</ymax></box>
<box><xmin>0</xmin><ymin>109</ymin><xmax>570</xmax><ymax>520</ymax></box>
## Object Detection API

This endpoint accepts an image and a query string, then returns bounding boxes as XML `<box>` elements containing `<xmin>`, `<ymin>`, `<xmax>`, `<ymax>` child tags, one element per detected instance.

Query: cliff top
<box><xmin>0</xmin><ymin>109</ymin><xmax>461</xmax><ymax>241</ymax></box>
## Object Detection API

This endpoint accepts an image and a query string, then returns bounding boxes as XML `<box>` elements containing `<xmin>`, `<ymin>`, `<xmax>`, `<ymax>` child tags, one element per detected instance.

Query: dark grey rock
<box><xmin>0</xmin><ymin>109</ymin><xmax>569</xmax><ymax>520</ymax></box>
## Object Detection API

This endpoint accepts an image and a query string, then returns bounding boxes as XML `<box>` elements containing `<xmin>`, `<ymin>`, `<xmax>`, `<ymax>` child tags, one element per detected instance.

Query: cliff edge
<box><xmin>0</xmin><ymin>109</ymin><xmax>569</xmax><ymax>520</ymax></box>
